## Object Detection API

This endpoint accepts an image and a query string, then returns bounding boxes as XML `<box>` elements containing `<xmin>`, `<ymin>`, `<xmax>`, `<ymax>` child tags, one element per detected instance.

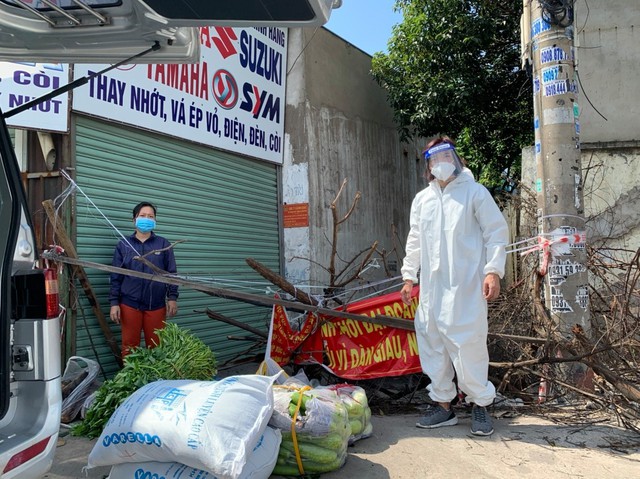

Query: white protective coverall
<box><xmin>401</xmin><ymin>172</ymin><xmax>508</xmax><ymax>407</ymax></box>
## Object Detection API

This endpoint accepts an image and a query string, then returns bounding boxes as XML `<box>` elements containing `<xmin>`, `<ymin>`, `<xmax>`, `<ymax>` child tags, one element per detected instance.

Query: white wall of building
<box><xmin>283</xmin><ymin>27</ymin><xmax>424</xmax><ymax>291</ymax></box>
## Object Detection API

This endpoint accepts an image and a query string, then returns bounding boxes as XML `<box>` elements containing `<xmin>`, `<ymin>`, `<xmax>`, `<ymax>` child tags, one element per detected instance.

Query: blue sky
<box><xmin>324</xmin><ymin>0</ymin><xmax>403</xmax><ymax>56</ymax></box>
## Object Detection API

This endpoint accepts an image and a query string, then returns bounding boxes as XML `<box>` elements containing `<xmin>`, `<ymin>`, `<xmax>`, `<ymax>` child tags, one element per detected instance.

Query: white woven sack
<box><xmin>239</xmin><ymin>425</ymin><xmax>281</xmax><ymax>479</ymax></box>
<box><xmin>88</xmin><ymin>375</ymin><xmax>277</xmax><ymax>479</ymax></box>
<box><xmin>107</xmin><ymin>426</ymin><xmax>282</xmax><ymax>479</ymax></box>
<box><xmin>108</xmin><ymin>462</ymin><xmax>216</xmax><ymax>479</ymax></box>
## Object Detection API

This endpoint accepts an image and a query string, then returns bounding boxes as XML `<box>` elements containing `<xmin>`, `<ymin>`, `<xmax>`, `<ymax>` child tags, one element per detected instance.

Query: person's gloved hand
<box><xmin>401</xmin><ymin>280</ymin><xmax>414</xmax><ymax>305</ymax></box>
<box><xmin>483</xmin><ymin>273</ymin><xmax>501</xmax><ymax>301</ymax></box>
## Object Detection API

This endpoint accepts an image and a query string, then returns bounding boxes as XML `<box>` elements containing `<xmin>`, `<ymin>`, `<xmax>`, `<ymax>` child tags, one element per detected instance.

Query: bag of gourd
<box><xmin>319</xmin><ymin>383</ymin><xmax>373</xmax><ymax>444</ymax></box>
<box><xmin>269</xmin><ymin>385</ymin><xmax>351</xmax><ymax>477</ymax></box>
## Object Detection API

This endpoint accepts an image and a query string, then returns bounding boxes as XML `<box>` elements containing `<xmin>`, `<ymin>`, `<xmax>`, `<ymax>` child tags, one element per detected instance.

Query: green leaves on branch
<box><xmin>372</xmin><ymin>0</ymin><xmax>533</xmax><ymax>188</ymax></box>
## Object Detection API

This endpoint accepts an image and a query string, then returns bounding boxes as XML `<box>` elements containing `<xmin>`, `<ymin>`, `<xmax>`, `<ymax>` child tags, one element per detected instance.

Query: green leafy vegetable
<box><xmin>71</xmin><ymin>322</ymin><xmax>216</xmax><ymax>438</ymax></box>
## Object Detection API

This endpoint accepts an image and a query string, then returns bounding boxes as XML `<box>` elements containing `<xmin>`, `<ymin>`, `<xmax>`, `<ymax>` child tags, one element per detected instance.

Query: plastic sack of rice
<box><xmin>88</xmin><ymin>374</ymin><xmax>277</xmax><ymax>479</ymax></box>
<box><xmin>107</xmin><ymin>426</ymin><xmax>282</xmax><ymax>479</ymax></box>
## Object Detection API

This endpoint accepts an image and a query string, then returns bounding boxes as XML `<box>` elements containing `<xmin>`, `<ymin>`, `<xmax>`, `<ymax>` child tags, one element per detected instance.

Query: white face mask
<box><xmin>431</xmin><ymin>162</ymin><xmax>456</xmax><ymax>181</ymax></box>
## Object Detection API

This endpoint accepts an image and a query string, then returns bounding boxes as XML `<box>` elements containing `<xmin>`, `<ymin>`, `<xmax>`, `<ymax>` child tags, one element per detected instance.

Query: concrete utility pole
<box><xmin>522</xmin><ymin>1</ymin><xmax>591</xmax><ymax>386</ymax></box>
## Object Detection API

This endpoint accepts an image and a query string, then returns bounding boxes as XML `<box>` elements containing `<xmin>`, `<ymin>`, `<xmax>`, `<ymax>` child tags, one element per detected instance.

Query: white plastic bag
<box><xmin>320</xmin><ymin>384</ymin><xmax>373</xmax><ymax>444</ymax></box>
<box><xmin>269</xmin><ymin>385</ymin><xmax>350</xmax><ymax>476</ymax></box>
<box><xmin>60</xmin><ymin>356</ymin><xmax>100</xmax><ymax>423</ymax></box>
<box><xmin>88</xmin><ymin>375</ymin><xmax>278</xmax><ymax>479</ymax></box>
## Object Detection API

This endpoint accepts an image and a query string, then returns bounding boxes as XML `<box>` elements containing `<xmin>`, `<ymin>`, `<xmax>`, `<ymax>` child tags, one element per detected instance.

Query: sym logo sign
<box><xmin>212</xmin><ymin>69</ymin><xmax>238</xmax><ymax>110</ymax></box>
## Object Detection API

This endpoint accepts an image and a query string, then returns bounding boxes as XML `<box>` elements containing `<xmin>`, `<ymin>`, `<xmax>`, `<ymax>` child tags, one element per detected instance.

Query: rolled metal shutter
<box><xmin>73</xmin><ymin>115</ymin><xmax>280</xmax><ymax>376</ymax></box>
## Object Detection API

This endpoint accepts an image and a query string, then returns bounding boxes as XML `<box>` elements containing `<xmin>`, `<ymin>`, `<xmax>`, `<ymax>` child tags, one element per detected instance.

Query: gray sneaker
<box><xmin>470</xmin><ymin>405</ymin><xmax>494</xmax><ymax>436</ymax></box>
<box><xmin>416</xmin><ymin>404</ymin><xmax>458</xmax><ymax>429</ymax></box>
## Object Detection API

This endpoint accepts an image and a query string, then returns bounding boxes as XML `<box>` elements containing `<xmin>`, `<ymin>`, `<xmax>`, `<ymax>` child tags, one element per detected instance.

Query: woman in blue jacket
<box><xmin>109</xmin><ymin>201</ymin><xmax>179</xmax><ymax>358</ymax></box>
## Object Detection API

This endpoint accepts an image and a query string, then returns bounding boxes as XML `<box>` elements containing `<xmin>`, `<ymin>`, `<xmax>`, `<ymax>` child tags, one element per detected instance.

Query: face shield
<box><xmin>424</xmin><ymin>143</ymin><xmax>464</xmax><ymax>181</ymax></box>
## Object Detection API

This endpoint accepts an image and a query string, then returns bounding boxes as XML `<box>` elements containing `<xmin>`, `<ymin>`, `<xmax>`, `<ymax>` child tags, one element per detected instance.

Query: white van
<box><xmin>0</xmin><ymin>1</ymin><xmax>338</xmax><ymax>477</ymax></box>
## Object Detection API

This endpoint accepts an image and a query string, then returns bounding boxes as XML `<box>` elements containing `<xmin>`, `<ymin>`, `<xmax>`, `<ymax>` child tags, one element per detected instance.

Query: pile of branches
<box><xmin>310</xmin><ymin>244</ymin><xmax>640</xmax><ymax>428</ymax></box>
<box><xmin>486</xmin><ymin>202</ymin><xmax>640</xmax><ymax>433</ymax></box>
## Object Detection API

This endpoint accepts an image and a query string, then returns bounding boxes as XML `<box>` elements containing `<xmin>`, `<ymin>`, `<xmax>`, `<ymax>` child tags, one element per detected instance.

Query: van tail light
<box><xmin>2</xmin><ymin>437</ymin><xmax>52</xmax><ymax>474</ymax></box>
<box><xmin>44</xmin><ymin>268</ymin><xmax>60</xmax><ymax>319</ymax></box>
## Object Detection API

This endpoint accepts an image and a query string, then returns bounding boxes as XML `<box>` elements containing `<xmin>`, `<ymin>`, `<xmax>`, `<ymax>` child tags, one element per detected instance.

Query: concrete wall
<box><xmin>522</xmin><ymin>145</ymin><xmax>640</xmax><ymax>253</ymax></box>
<box><xmin>581</xmin><ymin>145</ymin><xmax>640</xmax><ymax>249</ymax></box>
<box><xmin>575</xmin><ymin>1</ymin><xmax>640</xmax><ymax>251</ymax></box>
<box><xmin>283</xmin><ymin>27</ymin><xmax>424</xmax><ymax>289</ymax></box>
<box><xmin>577</xmin><ymin>0</ymin><xmax>640</xmax><ymax>143</ymax></box>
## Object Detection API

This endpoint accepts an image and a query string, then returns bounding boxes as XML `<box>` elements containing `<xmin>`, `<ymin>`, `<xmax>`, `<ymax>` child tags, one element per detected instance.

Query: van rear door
<box><xmin>0</xmin><ymin>0</ymin><xmax>340</xmax><ymax>63</ymax></box>
<box><xmin>0</xmin><ymin>113</ymin><xmax>62</xmax><ymax>478</ymax></box>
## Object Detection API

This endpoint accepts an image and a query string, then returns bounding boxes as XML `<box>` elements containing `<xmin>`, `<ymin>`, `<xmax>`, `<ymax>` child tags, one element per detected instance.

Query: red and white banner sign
<box><xmin>267</xmin><ymin>299</ymin><xmax>323</xmax><ymax>367</ymax></box>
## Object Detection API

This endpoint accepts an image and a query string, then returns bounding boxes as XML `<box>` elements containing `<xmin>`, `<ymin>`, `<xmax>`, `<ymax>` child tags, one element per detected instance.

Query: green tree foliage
<box><xmin>371</xmin><ymin>0</ymin><xmax>533</xmax><ymax>188</ymax></box>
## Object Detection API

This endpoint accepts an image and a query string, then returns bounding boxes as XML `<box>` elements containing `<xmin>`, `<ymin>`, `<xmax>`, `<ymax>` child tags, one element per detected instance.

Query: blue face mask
<box><xmin>135</xmin><ymin>217</ymin><xmax>156</xmax><ymax>233</ymax></box>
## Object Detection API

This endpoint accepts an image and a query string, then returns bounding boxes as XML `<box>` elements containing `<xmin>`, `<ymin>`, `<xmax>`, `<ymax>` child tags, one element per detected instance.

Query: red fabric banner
<box><xmin>320</xmin><ymin>286</ymin><xmax>422</xmax><ymax>380</ymax></box>
<box><xmin>267</xmin><ymin>287</ymin><xmax>422</xmax><ymax>379</ymax></box>
<box><xmin>268</xmin><ymin>301</ymin><xmax>323</xmax><ymax>366</ymax></box>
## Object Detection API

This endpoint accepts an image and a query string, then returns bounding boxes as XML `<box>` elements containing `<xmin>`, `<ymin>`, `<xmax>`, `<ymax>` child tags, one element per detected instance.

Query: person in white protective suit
<box><xmin>400</xmin><ymin>136</ymin><xmax>508</xmax><ymax>436</ymax></box>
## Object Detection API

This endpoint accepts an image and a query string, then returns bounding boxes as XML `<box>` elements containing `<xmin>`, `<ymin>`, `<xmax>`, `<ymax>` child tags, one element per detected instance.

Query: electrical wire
<box><xmin>575</xmin><ymin>70</ymin><xmax>608</xmax><ymax>121</ymax></box>
<box><xmin>54</xmin><ymin>173</ymin><xmax>408</xmax><ymax>310</ymax></box>
<box><xmin>539</xmin><ymin>0</ymin><xmax>574</xmax><ymax>27</ymax></box>
<box><xmin>287</xmin><ymin>26</ymin><xmax>319</xmax><ymax>75</ymax></box>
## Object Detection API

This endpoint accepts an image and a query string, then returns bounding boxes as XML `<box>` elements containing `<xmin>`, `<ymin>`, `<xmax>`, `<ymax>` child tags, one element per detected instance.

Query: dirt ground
<box><xmin>45</xmin><ymin>362</ymin><xmax>640</xmax><ymax>479</ymax></box>
<box><xmin>48</xmin><ymin>405</ymin><xmax>639</xmax><ymax>479</ymax></box>
<box><xmin>321</xmin><ymin>410</ymin><xmax>640</xmax><ymax>479</ymax></box>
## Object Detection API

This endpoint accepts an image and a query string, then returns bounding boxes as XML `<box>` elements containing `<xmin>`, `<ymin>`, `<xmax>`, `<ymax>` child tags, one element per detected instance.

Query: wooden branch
<box><xmin>532</xmin><ymin>271</ymin><xmax>555</xmax><ymax>338</ymax></box>
<box><xmin>42</xmin><ymin>200</ymin><xmax>122</xmax><ymax>366</ymax></box>
<box><xmin>572</xmin><ymin>324</ymin><xmax>640</xmax><ymax>403</ymax></box>
<box><xmin>132</xmin><ymin>240</ymin><xmax>186</xmax><ymax>275</ymax></box>
<box><xmin>490</xmin><ymin>345</ymin><xmax>614</xmax><ymax>369</ymax></box>
<box><xmin>331</xmin><ymin>179</ymin><xmax>348</xmax><ymax>217</ymax></box>
<box><xmin>338</xmin><ymin>190</ymin><xmax>362</xmax><ymax>225</ymax></box>
<box><xmin>621</xmin><ymin>248</ymin><xmax>640</xmax><ymax>319</ymax></box>
<box><xmin>202</xmin><ymin>308</ymin><xmax>269</xmax><ymax>339</ymax></box>
<box><xmin>333</xmin><ymin>245</ymin><xmax>375</xmax><ymax>283</ymax></box>
<box><xmin>328</xmin><ymin>179</ymin><xmax>362</xmax><ymax>286</ymax></box>
<box><xmin>522</xmin><ymin>366</ymin><xmax>603</xmax><ymax>402</ymax></box>
<box><xmin>329</xmin><ymin>180</ymin><xmax>346</xmax><ymax>284</ymax></box>
<box><xmin>334</xmin><ymin>241</ymin><xmax>379</xmax><ymax>287</ymax></box>
<box><xmin>488</xmin><ymin>332</ymin><xmax>548</xmax><ymax>344</ymax></box>
<box><xmin>137</xmin><ymin>240</ymin><xmax>186</xmax><ymax>259</ymax></box>
<box><xmin>246</xmin><ymin>257</ymin><xmax>317</xmax><ymax>305</ymax></box>
<box><xmin>41</xmin><ymin>252</ymin><xmax>417</xmax><ymax>331</ymax></box>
